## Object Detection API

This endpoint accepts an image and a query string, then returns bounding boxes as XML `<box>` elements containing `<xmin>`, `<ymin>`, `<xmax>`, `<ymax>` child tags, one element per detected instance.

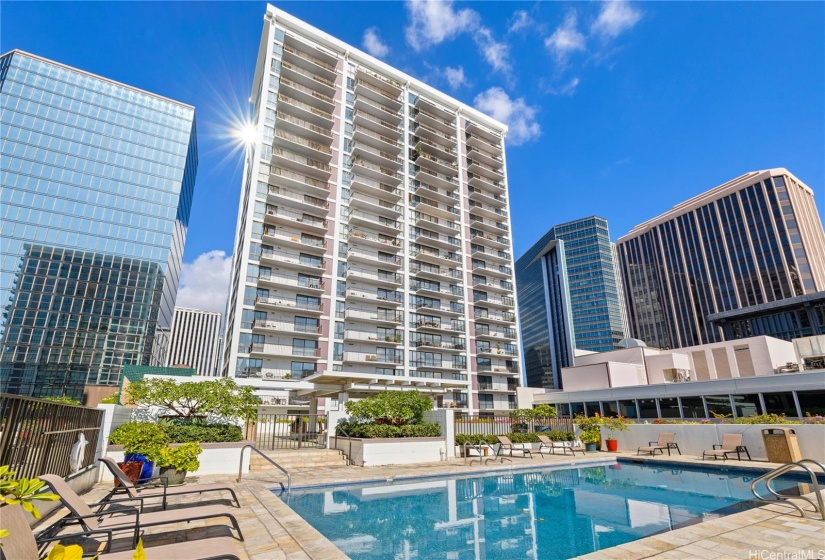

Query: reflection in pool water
<box><xmin>282</xmin><ymin>463</ymin><xmax>800</xmax><ymax>559</ymax></box>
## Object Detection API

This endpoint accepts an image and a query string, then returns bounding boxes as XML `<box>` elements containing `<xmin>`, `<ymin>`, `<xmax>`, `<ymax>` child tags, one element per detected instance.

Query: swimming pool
<box><xmin>282</xmin><ymin>462</ymin><xmax>805</xmax><ymax>559</ymax></box>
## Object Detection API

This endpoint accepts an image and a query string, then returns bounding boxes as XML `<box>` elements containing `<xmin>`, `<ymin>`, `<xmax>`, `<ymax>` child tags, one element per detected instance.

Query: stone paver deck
<box><xmin>38</xmin><ymin>450</ymin><xmax>824</xmax><ymax>559</ymax></box>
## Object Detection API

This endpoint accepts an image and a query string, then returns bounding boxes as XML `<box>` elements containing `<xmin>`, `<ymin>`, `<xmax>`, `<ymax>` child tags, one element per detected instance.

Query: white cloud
<box><xmin>475</xmin><ymin>28</ymin><xmax>512</xmax><ymax>75</ymax></box>
<box><xmin>508</xmin><ymin>10</ymin><xmax>533</xmax><ymax>34</ymax></box>
<box><xmin>546</xmin><ymin>76</ymin><xmax>580</xmax><ymax>96</ymax></box>
<box><xmin>405</xmin><ymin>0</ymin><xmax>480</xmax><ymax>51</ymax></box>
<box><xmin>591</xmin><ymin>1</ymin><xmax>642</xmax><ymax>38</ymax></box>
<box><xmin>545</xmin><ymin>12</ymin><xmax>586</xmax><ymax>62</ymax></box>
<box><xmin>473</xmin><ymin>87</ymin><xmax>540</xmax><ymax>146</ymax></box>
<box><xmin>442</xmin><ymin>66</ymin><xmax>467</xmax><ymax>89</ymax></box>
<box><xmin>176</xmin><ymin>250</ymin><xmax>232</xmax><ymax>315</ymax></box>
<box><xmin>363</xmin><ymin>27</ymin><xmax>390</xmax><ymax>58</ymax></box>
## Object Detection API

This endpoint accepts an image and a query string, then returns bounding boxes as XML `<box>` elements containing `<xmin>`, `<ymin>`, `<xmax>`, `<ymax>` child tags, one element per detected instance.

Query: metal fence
<box><xmin>0</xmin><ymin>393</ymin><xmax>103</xmax><ymax>478</ymax></box>
<box><xmin>454</xmin><ymin>415</ymin><xmax>574</xmax><ymax>437</ymax></box>
<box><xmin>252</xmin><ymin>413</ymin><xmax>328</xmax><ymax>450</ymax></box>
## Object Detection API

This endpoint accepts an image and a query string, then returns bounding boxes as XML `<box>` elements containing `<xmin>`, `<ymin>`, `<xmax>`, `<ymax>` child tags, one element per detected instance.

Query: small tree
<box><xmin>345</xmin><ymin>391</ymin><xmax>433</xmax><ymax>425</ymax></box>
<box><xmin>532</xmin><ymin>404</ymin><xmax>557</xmax><ymax>419</ymax></box>
<box><xmin>124</xmin><ymin>378</ymin><xmax>260</xmax><ymax>423</ymax></box>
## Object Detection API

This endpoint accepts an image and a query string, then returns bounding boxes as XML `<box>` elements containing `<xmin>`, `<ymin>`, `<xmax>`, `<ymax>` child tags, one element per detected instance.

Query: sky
<box><xmin>3</xmin><ymin>1</ymin><xmax>824</xmax><ymax>314</ymax></box>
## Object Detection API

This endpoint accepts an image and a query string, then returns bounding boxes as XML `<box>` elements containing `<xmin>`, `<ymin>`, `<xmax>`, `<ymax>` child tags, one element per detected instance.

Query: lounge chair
<box><xmin>39</xmin><ymin>474</ymin><xmax>243</xmax><ymax>547</ymax></box>
<box><xmin>702</xmin><ymin>433</ymin><xmax>751</xmax><ymax>461</ymax></box>
<box><xmin>537</xmin><ymin>435</ymin><xmax>584</xmax><ymax>456</ymax></box>
<box><xmin>496</xmin><ymin>436</ymin><xmax>533</xmax><ymax>459</ymax></box>
<box><xmin>99</xmin><ymin>457</ymin><xmax>240</xmax><ymax>510</ymax></box>
<box><xmin>637</xmin><ymin>432</ymin><xmax>681</xmax><ymax>456</ymax></box>
<box><xmin>0</xmin><ymin>502</ymin><xmax>242</xmax><ymax>560</ymax></box>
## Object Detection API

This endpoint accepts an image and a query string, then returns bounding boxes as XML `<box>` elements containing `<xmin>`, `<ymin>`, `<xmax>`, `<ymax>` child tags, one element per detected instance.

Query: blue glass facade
<box><xmin>0</xmin><ymin>50</ymin><xmax>197</xmax><ymax>397</ymax></box>
<box><xmin>516</xmin><ymin>216</ymin><xmax>627</xmax><ymax>389</ymax></box>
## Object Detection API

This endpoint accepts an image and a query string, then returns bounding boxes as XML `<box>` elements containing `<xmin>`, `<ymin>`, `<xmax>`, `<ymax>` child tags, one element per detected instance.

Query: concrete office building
<box><xmin>222</xmin><ymin>6</ymin><xmax>521</xmax><ymax>414</ymax></box>
<box><xmin>167</xmin><ymin>307</ymin><xmax>222</xmax><ymax>375</ymax></box>
<box><xmin>617</xmin><ymin>169</ymin><xmax>825</xmax><ymax>350</ymax></box>
<box><xmin>516</xmin><ymin>216</ymin><xmax>628</xmax><ymax>390</ymax></box>
<box><xmin>0</xmin><ymin>51</ymin><xmax>197</xmax><ymax>399</ymax></box>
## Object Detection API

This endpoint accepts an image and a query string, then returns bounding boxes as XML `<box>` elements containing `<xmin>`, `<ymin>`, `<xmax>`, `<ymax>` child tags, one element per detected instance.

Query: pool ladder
<box><xmin>750</xmin><ymin>459</ymin><xmax>825</xmax><ymax>520</ymax></box>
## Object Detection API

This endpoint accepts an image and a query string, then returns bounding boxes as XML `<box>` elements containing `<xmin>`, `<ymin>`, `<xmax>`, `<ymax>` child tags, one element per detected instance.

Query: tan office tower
<box><xmin>617</xmin><ymin>168</ymin><xmax>825</xmax><ymax>349</ymax></box>
<box><xmin>222</xmin><ymin>5</ymin><xmax>521</xmax><ymax>415</ymax></box>
<box><xmin>167</xmin><ymin>308</ymin><xmax>222</xmax><ymax>375</ymax></box>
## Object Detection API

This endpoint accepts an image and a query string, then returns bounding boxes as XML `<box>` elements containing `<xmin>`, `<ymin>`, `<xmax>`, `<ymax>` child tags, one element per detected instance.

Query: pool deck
<box><xmin>41</xmin><ymin>451</ymin><xmax>824</xmax><ymax>559</ymax></box>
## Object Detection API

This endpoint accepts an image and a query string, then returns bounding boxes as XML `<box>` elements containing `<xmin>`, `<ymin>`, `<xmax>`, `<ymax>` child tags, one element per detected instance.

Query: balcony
<box><xmin>415</xmin><ymin>137</ymin><xmax>456</xmax><ymax>162</ymax></box>
<box><xmin>413</xmin><ymin>109</ymin><xmax>456</xmax><ymax>136</ymax></box>
<box><xmin>414</xmin><ymin>96</ymin><xmax>455</xmax><ymax>122</ymax></box>
<box><xmin>264</xmin><ymin>207</ymin><xmax>327</xmax><ymax>235</ymax></box>
<box><xmin>471</xmin><ymin>260</ymin><xmax>512</xmax><ymax>279</ymax></box>
<box><xmin>255</xmin><ymin>295</ymin><xmax>323</xmax><ymax>314</ymax></box>
<box><xmin>262</xmin><ymin>227</ymin><xmax>326</xmax><ymax>254</ymax></box>
<box><xmin>354</xmin><ymin>95</ymin><xmax>403</xmax><ymax>125</ymax></box>
<box><xmin>352</xmin><ymin>125</ymin><xmax>401</xmax><ymax>154</ymax></box>
<box><xmin>349</xmin><ymin>174</ymin><xmax>403</xmax><ymax>201</ymax></box>
<box><xmin>259</xmin><ymin>249</ymin><xmax>325</xmax><ymax>271</ymax></box>
<box><xmin>410</xmin><ymin>262</ymin><xmax>463</xmax><ymax>281</ymax></box>
<box><xmin>278</xmin><ymin>77</ymin><xmax>335</xmax><ymax>114</ymax></box>
<box><xmin>412</xmin><ymin>282</ymin><xmax>463</xmax><ymax>299</ymax></box>
<box><xmin>282</xmin><ymin>43</ymin><xmax>337</xmax><ymax>80</ymax></box>
<box><xmin>347</xmin><ymin>229</ymin><xmax>402</xmax><ymax>251</ymax></box>
<box><xmin>471</xmin><ymin>245</ymin><xmax>511</xmax><ymax>264</ymax></box>
<box><xmin>469</xmin><ymin>215</ymin><xmax>509</xmax><ymax>236</ymax></box>
<box><xmin>467</xmin><ymin>172</ymin><xmax>504</xmax><ymax>192</ymax></box>
<box><xmin>347</xmin><ymin>247</ymin><xmax>403</xmax><ymax>268</ymax></box>
<box><xmin>280</xmin><ymin>59</ymin><xmax>336</xmax><ymax>97</ymax></box>
<box><xmin>477</xmin><ymin>364</ymin><xmax>520</xmax><ymax>375</ymax></box>
<box><xmin>473</xmin><ymin>310</ymin><xmax>516</xmax><ymax>325</ymax></box>
<box><xmin>472</xmin><ymin>276</ymin><xmax>513</xmax><ymax>293</ymax></box>
<box><xmin>411</xmin><ymin>197</ymin><xmax>459</xmax><ymax>221</ymax></box>
<box><xmin>345</xmin><ymin>287</ymin><xmax>403</xmax><ymax>305</ymax></box>
<box><xmin>267</xmin><ymin>185</ymin><xmax>328</xmax><ymax>213</ymax></box>
<box><xmin>351</xmin><ymin>142</ymin><xmax>402</xmax><ymax>170</ymax></box>
<box><xmin>349</xmin><ymin>192</ymin><xmax>403</xmax><ymax>219</ymax></box>
<box><xmin>473</xmin><ymin>293</ymin><xmax>514</xmax><ymax>309</ymax></box>
<box><xmin>344</xmin><ymin>308</ymin><xmax>403</xmax><ymax>325</ymax></box>
<box><xmin>344</xmin><ymin>330</ymin><xmax>403</xmax><ymax>344</ymax></box>
<box><xmin>410</xmin><ymin>246</ymin><xmax>461</xmax><ymax>267</ymax></box>
<box><xmin>466</xmin><ymin>146</ymin><xmax>503</xmax><ymax>168</ymax></box>
<box><xmin>413</xmin><ymin>211</ymin><xmax>459</xmax><ymax>235</ymax></box>
<box><xmin>466</xmin><ymin>159</ymin><xmax>505</xmax><ymax>182</ymax></box>
<box><xmin>249</xmin><ymin>343</ymin><xmax>321</xmax><ymax>359</ymax></box>
<box><xmin>414</xmin><ymin>301</ymin><xmax>464</xmax><ymax>316</ymax></box>
<box><xmin>411</xmin><ymin>371</ymin><xmax>469</xmax><ymax>382</ymax></box>
<box><xmin>413</xmin><ymin>228</ymin><xmax>460</xmax><ymax>252</ymax></box>
<box><xmin>413</xmin><ymin>339</ymin><xmax>465</xmax><ymax>352</ymax></box>
<box><xmin>414</xmin><ymin>166</ymin><xmax>458</xmax><ymax>191</ymax></box>
<box><xmin>350</xmin><ymin>157</ymin><xmax>402</xmax><ymax>185</ymax></box>
<box><xmin>271</xmin><ymin>148</ymin><xmax>330</xmax><ymax>180</ymax></box>
<box><xmin>469</xmin><ymin>201</ymin><xmax>508</xmax><ymax>222</ymax></box>
<box><xmin>353</xmin><ymin>109</ymin><xmax>401</xmax><ymax>138</ymax></box>
<box><xmin>413</xmin><ymin>150</ymin><xmax>458</xmax><ymax>177</ymax></box>
<box><xmin>411</xmin><ymin>181</ymin><xmax>459</xmax><ymax>205</ymax></box>
<box><xmin>274</xmin><ymin>129</ymin><xmax>333</xmax><ymax>162</ymax></box>
<box><xmin>269</xmin><ymin>167</ymin><xmax>329</xmax><ymax>199</ymax></box>
<box><xmin>354</xmin><ymin>78</ymin><xmax>402</xmax><ymax>112</ymax></box>
<box><xmin>343</xmin><ymin>351</ymin><xmax>403</xmax><ymax>365</ymax></box>
<box><xmin>471</xmin><ymin>230</ymin><xmax>510</xmax><ymax>250</ymax></box>
<box><xmin>347</xmin><ymin>209</ymin><xmax>401</xmax><ymax>234</ymax></box>
<box><xmin>474</xmin><ymin>326</ymin><xmax>517</xmax><ymax>341</ymax></box>
<box><xmin>252</xmin><ymin>319</ymin><xmax>322</xmax><ymax>335</ymax></box>
<box><xmin>466</xmin><ymin>121</ymin><xmax>503</xmax><ymax>145</ymax></box>
<box><xmin>257</xmin><ymin>271</ymin><xmax>324</xmax><ymax>292</ymax></box>
<box><xmin>468</xmin><ymin>186</ymin><xmax>506</xmax><ymax>208</ymax></box>
<box><xmin>476</xmin><ymin>346</ymin><xmax>518</xmax><ymax>358</ymax></box>
<box><xmin>410</xmin><ymin>360</ymin><xmax>465</xmax><ymax>371</ymax></box>
<box><xmin>276</xmin><ymin>110</ymin><xmax>333</xmax><ymax>145</ymax></box>
<box><xmin>277</xmin><ymin>93</ymin><xmax>334</xmax><ymax>128</ymax></box>
<box><xmin>413</xmin><ymin>318</ymin><xmax>465</xmax><ymax>333</ymax></box>
<box><xmin>345</xmin><ymin>267</ymin><xmax>403</xmax><ymax>286</ymax></box>
<box><xmin>413</xmin><ymin>122</ymin><xmax>456</xmax><ymax>149</ymax></box>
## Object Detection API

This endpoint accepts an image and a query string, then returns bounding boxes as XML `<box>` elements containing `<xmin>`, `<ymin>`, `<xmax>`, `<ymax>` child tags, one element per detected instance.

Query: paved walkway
<box><xmin>38</xmin><ymin>451</ymin><xmax>824</xmax><ymax>560</ymax></box>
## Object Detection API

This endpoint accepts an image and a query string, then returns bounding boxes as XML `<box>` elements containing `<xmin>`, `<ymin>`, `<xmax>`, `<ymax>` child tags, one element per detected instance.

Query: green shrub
<box><xmin>109</xmin><ymin>422</ymin><xmax>169</xmax><ymax>461</ymax></box>
<box><xmin>99</xmin><ymin>393</ymin><xmax>119</xmax><ymax>404</ymax></box>
<box><xmin>542</xmin><ymin>430</ymin><xmax>574</xmax><ymax>442</ymax></box>
<box><xmin>162</xmin><ymin>422</ymin><xmax>243</xmax><ymax>443</ymax></box>
<box><xmin>344</xmin><ymin>391</ymin><xmax>433</xmax><ymax>425</ymax></box>
<box><xmin>731</xmin><ymin>413</ymin><xmax>801</xmax><ymax>425</ymax></box>
<box><xmin>503</xmin><ymin>432</ymin><xmax>539</xmax><ymax>444</ymax></box>
<box><xmin>156</xmin><ymin>442</ymin><xmax>203</xmax><ymax>472</ymax></box>
<box><xmin>41</xmin><ymin>396</ymin><xmax>81</xmax><ymax>406</ymax></box>
<box><xmin>335</xmin><ymin>421</ymin><xmax>441</xmax><ymax>438</ymax></box>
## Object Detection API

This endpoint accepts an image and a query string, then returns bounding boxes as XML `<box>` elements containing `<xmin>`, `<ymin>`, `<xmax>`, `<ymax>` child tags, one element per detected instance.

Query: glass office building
<box><xmin>0</xmin><ymin>50</ymin><xmax>198</xmax><ymax>398</ymax></box>
<box><xmin>515</xmin><ymin>216</ymin><xmax>627</xmax><ymax>389</ymax></box>
<box><xmin>617</xmin><ymin>169</ymin><xmax>825</xmax><ymax>349</ymax></box>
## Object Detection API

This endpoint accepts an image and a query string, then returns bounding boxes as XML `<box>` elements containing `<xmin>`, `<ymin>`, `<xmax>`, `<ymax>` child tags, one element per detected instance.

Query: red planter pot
<box><xmin>605</xmin><ymin>439</ymin><xmax>619</xmax><ymax>452</ymax></box>
<box><xmin>115</xmin><ymin>461</ymin><xmax>142</xmax><ymax>487</ymax></box>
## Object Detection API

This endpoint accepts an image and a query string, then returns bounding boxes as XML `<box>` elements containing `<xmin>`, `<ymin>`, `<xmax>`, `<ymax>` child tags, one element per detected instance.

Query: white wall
<box><xmin>106</xmin><ymin>442</ymin><xmax>251</xmax><ymax>476</ymax></box>
<box><xmin>645</xmin><ymin>352</ymin><xmax>690</xmax><ymax>384</ymax></box>
<box><xmin>604</xmin><ymin>424</ymin><xmax>825</xmax><ymax>463</ymax></box>
<box><xmin>331</xmin><ymin>437</ymin><xmax>446</xmax><ymax>466</ymax></box>
<box><xmin>562</xmin><ymin>363</ymin><xmax>610</xmax><ymax>391</ymax></box>
<box><xmin>608</xmin><ymin>362</ymin><xmax>647</xmax><ymax>387</ymax></box>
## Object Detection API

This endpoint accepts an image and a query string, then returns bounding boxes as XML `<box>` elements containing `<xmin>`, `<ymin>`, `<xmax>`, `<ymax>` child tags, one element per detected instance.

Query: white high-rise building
<box><xmin>223</xmin><ymin>5</ymin><xmax>521</xmax><ymax>415</ymax></box>
<box><xmin>167</xmin><ymin>307</ymin><xmax>222</xmax><ymax>375</ymax></box>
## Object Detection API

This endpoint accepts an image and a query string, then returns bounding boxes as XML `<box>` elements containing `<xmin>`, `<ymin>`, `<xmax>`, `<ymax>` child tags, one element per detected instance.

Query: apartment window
<box><xmin>333</xmin><ymin>343</ymin><xmax>343</xmax><ymax>361</ymax></box>
<box><xmin>291</xmin><ymin>362</ymin><xmax>315</xmax><ymax>379</ymax></box>
<box><xmin>298</xmin><ymin>274</ymin><xmax>321</xmax><ymax>288</ymax></box>
<box><xmin>478</xmin><ymin>375</ymin><xmax>492</xmax><ymax>390</ymax></box>
<box><xmin>236</xmin><ymin>358</ymin><xmax>262</xmax><ymax>378</ymax></box>
<box><xmin>477</xmin><ymin>357</ymin><xmax>491</xmax><ymax>371</ymax></box>
<box><xmin>680</xmin><ymin>397</ymin><xmax>706</xmax><ymax>419</ymax></box>
<box><xmin>731</xmin><ymin>394</ymin><xmax>762</xmax><ymax>418</ymax></box>
<box><xmin>335</xmin><ymin>301</ymin><xmax>345</xmax><ymax>319</ymax></box>
<box><xmin>479</xmin><ymin>394</ymin><xmax>494</xmax><ymax>410</ymax></box>
<box><xmin>476</xmin><ymin>341</ymin><xmax>491</xmax><ymax>353</ymax></box>
<box><xmin>292</xmin><ymin>339</ymin><xmax>317</xmax><ymax>357</ymax></box>
<box><xmin>762</xmin><ymin>392</ymin><xmax>797</xmax><ymax>417</ymax></box>
<box><xmin>453</xmin><ymin>355</ymin><xmax>466</xmax><ymax>368</ymax></box>
<box><xmin>334</xmin><ymin>322</ymin><xmax>344</xmax><ymax>340</ymax></box>
<box><xmin>299</xmin><ymin>253</ymin><xmax>322</xmax><ymax>267</ymax></box>
<box><xmin>296</xmin><ymin>295</ymin><xmax>320</xmax><ymax>310</ymax></box>
<box><xmin>294</xmin><ymin>316</ymin><xmax>319</xmax><ymax>333</ymax></box>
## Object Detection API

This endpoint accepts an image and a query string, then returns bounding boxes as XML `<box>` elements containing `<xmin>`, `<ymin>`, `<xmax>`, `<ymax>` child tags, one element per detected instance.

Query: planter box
<box><xmin>332</xmin><ymin>437</ymin><xmax>446</xmax><ymax>466</ymax></box>
<box><xmin>106</xmin><ymin>441</ymin><xmax>254</xmax><ymax>477</ymax></box>
<box><xmin>602</xmin><ymin>424</ymin><xmax>825</xmax><ymax>462</ymax></box>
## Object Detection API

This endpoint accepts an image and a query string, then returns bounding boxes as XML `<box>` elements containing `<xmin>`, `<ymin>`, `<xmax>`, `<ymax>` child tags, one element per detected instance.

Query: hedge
<box><xmin>455</xmin><ymin>430</ymin><xmax>574</xmax><ymax>446</ymax></box>
<box><xmin>335</xmin><ymin>421</ymin><xmax>441</xmax><ymax>438</ymax></box>
<box><xmin>160</xmin><ymin>423</ymin><xmax>244</xmax><ymax>443</ymax></box>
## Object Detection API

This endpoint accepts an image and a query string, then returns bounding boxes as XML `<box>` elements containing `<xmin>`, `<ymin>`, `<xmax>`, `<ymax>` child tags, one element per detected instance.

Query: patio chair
<box><xmin>637</xmin><ymin>432</ymin><xmax>681</xmax><ymax>456</ymax></box>
<box><xmin>38</xmin><ymin>474</ymin><xmax>243</xmax><ymax>547</ymax></box>
<box><xmin>0</xmin><ymin>502</ymin><xmax>242</xmax><ymax>560</ymax></box>
<box><xmin>496</xmin><ymin>436</ymin><xmax>533</xmax><ymax>459</ymax></box>
<box><xmin>99</xmin><ymin>457</ymin><xmax>240</xmax><ymax>511</ymax></box>
<box><xmin>702</xmin><ymin>433</ymin><xmax>751</xmax><ymax>461</ymax></box>
<box><xmin>537</xmin><ymin>435</ymin><xmax>584</xmax><ymax>457</ymax></box>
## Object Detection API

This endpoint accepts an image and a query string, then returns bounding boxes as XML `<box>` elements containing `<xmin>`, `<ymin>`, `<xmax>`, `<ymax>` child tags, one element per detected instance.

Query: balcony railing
<box><xmin>272</xmin><ymin>148</ymin><xmax>330</xmax><ymax>174</ymax></box>
<box><xmin>268</xmin><ymin>185</ymin><xmax>328</xmax><ymax>209</ymax></box>
<box><xmin>252</xmin><ymin>320</ymin><xmax>321</xmax><ymax>334</ymax></box>
<box><xmin>282</xmin><ymin>43</ymin><xmax>336</xmax><ymax>72</ymax></box>
<box><xmin>275</xmin><ymin>129</ymin><xmax>332</xmax><ymax>155</ymax></box>
<box><xmin>281</xmin><ymin>59</ymin><xmax>335</xmax><ymax>89</ymax></box>
<box><xmin>265</xmin><ymin>207</ymin><xmax>327</xmax><ymax>229</ymax></box>
<box><xmin>343</xmin><ymin>352</ymin><xmax>403</xmax><ymax>364</ymax></box>
<box><xmin>258</xmin><ymin>272</ymin><xmax>323</xmax><ymax>290</ymax></box>
<box><xmin>279</xmin><ymin>77</ymin><xmax>334</xmax><ymax>105</ymax></box>
<box><xmin>278</xmin><ymin>93</ymin><xmax>334</xmax><ymax>122</ymax></box>
<box><xmin>345</xmin><ymin>308</ymin><xmax>404</xmax><ymax>322</ymax></box>
<box><xmin>263</xmin><ymin>228</ymin><xmax>326</xmax><ymax>249</ymax></box>
<box><xmin>349</xmin><ymin>174</ymin><xmax>403</xmax><ymax>198</ymax></box>
<box><xmin>410</xmin><ymin>263</ymin><xmax>463</xmax><ymax>279</ymax></box>
<box><xmin>255</xmin><ymin>296</ymin><xmax>323</xmax><ymax>311</ymax></box>
<box><xmin>277</xmin><ymin>110</ymin><xmax>333</xmax><ymax>138</ymax></box>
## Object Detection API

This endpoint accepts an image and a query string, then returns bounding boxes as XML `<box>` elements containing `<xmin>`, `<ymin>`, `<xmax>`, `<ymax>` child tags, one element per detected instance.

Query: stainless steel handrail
<box><xmin>751</xmin><ymin>459</ymin><xmax>825</xmax><ymax>520</ymax></box>
<box><xmin>333</xmin><ymin>425</ymin><xmax>355</xmax><ymax>466</ymax></box>
<box><xmin>238</xmin><ymin>444</ymin><xmax>291</xmax><ymax>493</ymax></box>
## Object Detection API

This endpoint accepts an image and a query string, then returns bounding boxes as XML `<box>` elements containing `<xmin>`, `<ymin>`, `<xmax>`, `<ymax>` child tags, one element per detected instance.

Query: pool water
<box><xmin>282</xmin><ymin>462</ymin><xmax>805</xmax><ymax>559</ymax></box>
